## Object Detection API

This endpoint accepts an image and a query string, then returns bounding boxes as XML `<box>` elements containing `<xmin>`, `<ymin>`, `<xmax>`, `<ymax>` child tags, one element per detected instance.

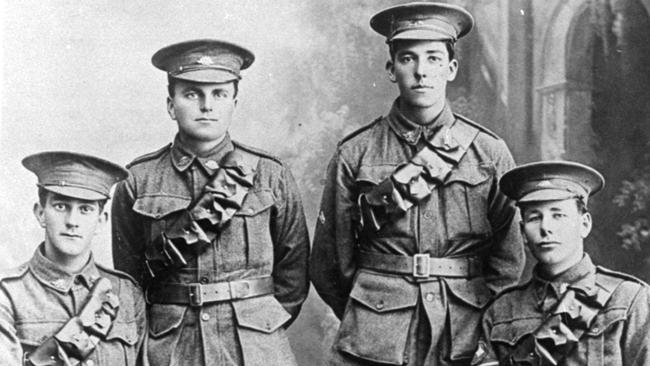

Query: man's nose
<box><xmin>414</xmin><ymin>61</ymin><xmax>427</xmax><ymax>78</ymax></box>
<box><xmin>200</xmin><ymin>96</ymin><xmax>214</xmax><ymax>112</ymax></box>
<box><xmin>539</xmin><ymin>216</ymin><xmax>553</xmax><ymax>236</ymax></box>
<box><xmin>65</xmin><ymin>209</ymin><xmax>81</xmax><ymax>227</ymax></box>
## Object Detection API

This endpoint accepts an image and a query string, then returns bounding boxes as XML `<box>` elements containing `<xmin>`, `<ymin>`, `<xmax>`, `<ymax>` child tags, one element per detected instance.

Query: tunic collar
<box><xmin>387</xmin><ymin>98</ymin><xmax>456</xmax><ymax>145</ymax></box>
<box><xmin>171</xmin><ymin>133</ymin><xmax>235</xmax><ymax>173</ymax></box>
<box><xmin>533</xmin><ymin>254</ymin><xmax>600</xmax><ymax>308</ymax></box>
<box><xmin>29</xmin><ymin>243</ymin><xmax>101</xmax><ymax>293</ymax></box>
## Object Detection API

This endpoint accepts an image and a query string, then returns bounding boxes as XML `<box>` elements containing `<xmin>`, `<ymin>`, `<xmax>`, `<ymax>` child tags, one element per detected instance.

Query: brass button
<box><xmin>205</xmin><ymin>160</ymin><xmax>219</xmax><ymax>170</ymax></box>
<box><xmin>200</xmin><ymin>277</ymin><xmax>209</xmax><ymax>284</ymax></box>
<box><xmin>423</xmin><ymin>211</ymin><xmax>433</xmax><ymax>219</ymax></box>
<box><xmin>201</xmin><ymin>313</ymin><xmax>210</xmax><ymax>321</ymax></box>
<box><xmin>375</xmin><ymin>301</ymin><xmax>384</xmax><ymax>310</ymax></box>
<box><xmin>425</xmin><ymin>293</ymin><xmax>435</xmax><ymax>302</ymax></box>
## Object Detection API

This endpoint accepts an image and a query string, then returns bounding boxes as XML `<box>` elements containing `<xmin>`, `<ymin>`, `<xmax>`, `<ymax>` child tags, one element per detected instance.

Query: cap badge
<box><xmin>197</xmin><ymin>56</ymin><xmax>214</xmax><ymax>66</ymax></box>
<box><xmin>536</xmin><ymin>180</ymin><xmax>553</xmax><ymax>188</ymax></box>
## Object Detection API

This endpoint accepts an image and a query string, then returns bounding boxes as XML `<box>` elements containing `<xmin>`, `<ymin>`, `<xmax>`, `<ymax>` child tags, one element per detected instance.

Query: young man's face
<box><xmin>34</xmin><ymin>192</ymin><xmax>106</xmax><ymax>262</ymax></box>
<box><xmin>386</xmin><ymin>40</ymin><xmax>458</xmax><ymax>110</ymax></box>
<box><xmin>520</xmin><ymin>199</ymin><xmax>592</xmax><ymax>275</ymax></box>
<box><xmin>167</xmin><ymin>79</ymin><xmax>237</xmax><ymax>145</ymax></box>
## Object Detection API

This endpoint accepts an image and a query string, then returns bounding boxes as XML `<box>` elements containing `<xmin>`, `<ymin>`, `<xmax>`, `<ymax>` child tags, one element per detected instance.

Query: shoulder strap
<box><xmin>126</xmin><ymin>143</ymin><xmax>172</xmax><ymax>168</ymax></box>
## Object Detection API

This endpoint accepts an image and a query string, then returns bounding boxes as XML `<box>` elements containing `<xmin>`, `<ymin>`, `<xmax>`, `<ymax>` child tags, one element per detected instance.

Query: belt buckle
<box><xmin>413</xmin><ymin>253</ymin><xmax>430</xmax><ymax>278</ymax></box>
<box><xmin>188</xmin><ymin>283</ymin><xmax>203</xmax><ymax>307</ymax></box>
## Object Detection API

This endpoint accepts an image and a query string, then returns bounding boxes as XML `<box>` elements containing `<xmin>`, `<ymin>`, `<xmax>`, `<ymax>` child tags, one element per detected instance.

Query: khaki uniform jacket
<box><xmin>311</xmin><ymin>101</ymin><xmax>524</xmax><ymax>365</ymax></box>
<box><xmin>475</xmin><ymin>255</ymin><xmax>650</xmax><ymax>366</ymax></box>
<box><xmin>111</xmin><ymin>134</ymin><xmax>309</xmax><ymax>366</ymax></box>
<box><xmin>0</xmin><ymin>245</ymin><xmax>146</xmax><ymax>366</ymax></box>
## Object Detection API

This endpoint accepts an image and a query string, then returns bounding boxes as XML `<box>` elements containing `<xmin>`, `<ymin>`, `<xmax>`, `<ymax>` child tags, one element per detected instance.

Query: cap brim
<box><xmin>171</xmin><ymin>69</ymin><xmax>240</xmax><ymax>83</ymax></box>
<box><xmin>41</xmin><ymin>185</ymin><xmax>108</xmax><ymax>201</ymax></box>
<box><xmin>517</xmin><ymin>189</ymin><xmax>578</xmax><ymax>204</ymax></box>
<box><xmin>391</xmin><ymin>29</ymin><xmax>454</xmax><ymax>41</ymax></box>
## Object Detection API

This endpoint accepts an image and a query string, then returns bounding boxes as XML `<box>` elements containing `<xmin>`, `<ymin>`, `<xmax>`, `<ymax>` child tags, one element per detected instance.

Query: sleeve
<box><xmin>622</xmin><ymin>284</ymin><xmax>650</xmax><ymax>365</ymax></box>
<box><xmin>270</xmin><ymin>165</ymin><xmax>310</xmax><ymax>324</ymax></box>
<box><xmin>485</xmin><ymin>139</ymin><xmax>525</xmax><ymax>294</ymax></box>
<box><xmin>310</xmin><ymin>150</ymin><xmax>359</xmax><ymax>319</ymax></box>
<box><xmin>0</xmin><ymin>286</ymin><xmax>22</xmax><ymax>366</ymax></box>
<box><xmin>471</xmin><ymin>307</ymin><xmax>499</xmax><ymax>366</ymax></box>
<box><xmin>132</xmin><ymin>285</ymin><xmax>149</xmax><ymax>366</ymax></box>
<box><xmin>111</xmin><ymin>176</ymin><xmax>148</xmax><ymax>287</ymax></box>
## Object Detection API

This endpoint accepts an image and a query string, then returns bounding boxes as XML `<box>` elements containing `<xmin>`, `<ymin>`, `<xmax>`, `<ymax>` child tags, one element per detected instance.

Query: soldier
<box><xmin>110</xmin><ymin>39</ymin><xmax>310</xmax><ymax>366</ymax></box>
<box><xmin>472</xmin><ymin>161</ymin><xmax>650</xmax><ymax>366</ymax></box>
<box><xmin>0</xmin><ymin>151</ymin><xmax>146</xmax><ymax>365</ymax></box>
<box><xmin>310</xmin><ymin>2</ymin><xmax>524</xmax><ymax>365</ymax></box>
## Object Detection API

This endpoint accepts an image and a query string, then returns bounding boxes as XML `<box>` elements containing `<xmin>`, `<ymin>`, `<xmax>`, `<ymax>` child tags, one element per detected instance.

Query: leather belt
<box><xmin>358</xmin><ymin>251</ymin><xmax>482</xmax><ymax>278</ymax></box>
<box><xmin>147</xmin><ymin>277</ymin><xmax>274</xmax><ymax>306</ymax></box>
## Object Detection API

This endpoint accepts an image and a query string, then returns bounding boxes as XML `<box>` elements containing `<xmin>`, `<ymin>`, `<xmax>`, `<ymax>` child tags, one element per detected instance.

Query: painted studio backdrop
<box><xmin>2</xmin><ymin>0</ymin><xmax>650</xmax><ymax>364</ymax></box>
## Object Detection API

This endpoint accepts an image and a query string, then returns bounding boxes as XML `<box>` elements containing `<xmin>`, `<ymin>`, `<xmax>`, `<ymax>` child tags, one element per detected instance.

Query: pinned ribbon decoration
<box><xmin>529</xmin><ymin>287</ymin><xmax>601</xmax><ymax>365</ymax></box>
<box><xmin>359</xmin><ymin>142</ymin><xmax>453</xmax><ymax>231</ymax></box>
<box><xmin>27</xmin><ymin>278</ymin><xmax>120</xmax><ymax>365</ymax></box>
<box><xmin>145</xmin><ymin>150</ymin><xmax>256</xmax><ymax>278</ymax></box>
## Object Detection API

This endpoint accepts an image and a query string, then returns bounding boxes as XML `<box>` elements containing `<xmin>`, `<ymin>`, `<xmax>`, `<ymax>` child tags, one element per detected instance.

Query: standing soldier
<box><xmin>310</xmin><ymin>3</ymin><xmax>524</xmax><ymax>365</ymax></box>
<box><xmin>472</xmin><ymin>161</ymin><xmax>650</xmax><ymax>366</ymax></box>
<box><xmin>110</xmin><ymin>39</ymin><xmax>310</xmax><ymax>366</ymax></box>
<box><xmin>0</xmin><ymin>151</ymin><xmax>146</xmax><ymax>365</ymax></box>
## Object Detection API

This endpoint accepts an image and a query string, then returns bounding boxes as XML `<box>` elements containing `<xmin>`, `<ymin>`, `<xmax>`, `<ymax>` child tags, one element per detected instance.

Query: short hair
<box><xmin>389</xmin><ymin>40</ymin><xmax>456</xmax><ymax>61</ymax></box>
<box><xmin>519</xmin><ymin>197</ymin><xmax>589</xmax><ymax>216</ymax></box>
<box><xmin>167</xmin><ymin>75</ymin><xmax>239</xmax><ymax>99</ymax></box>
<box><xmin>38</xmin><ymin>187</ymin><xmax>107</xmax><ymax>212</ymax></box>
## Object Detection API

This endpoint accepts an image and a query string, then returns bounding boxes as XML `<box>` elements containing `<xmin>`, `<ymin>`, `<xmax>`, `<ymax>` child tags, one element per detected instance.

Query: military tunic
<box><xmin>111</xmin><ymin>134</ymin><xmax>309</xmax><ymax>366</ymax></box>
<box><xmin>475</xmin><ymin>254</ymin><xmax>650</xmax><ymax>366</ymax></box>
<box><xmin>311</xmin><ymin>100</ymin><xmax>524</xmax><ymax>365</ymax></box>
<box><xmin>0</xmin><ymin>245</ymin><xmax>146</xmax><ymax>366</ymax></box>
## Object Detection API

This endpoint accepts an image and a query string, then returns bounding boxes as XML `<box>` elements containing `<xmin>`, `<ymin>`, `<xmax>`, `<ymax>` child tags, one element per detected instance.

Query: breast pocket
<box><xmin>132</xmin><ymin>194</ymin><xmax>191</xmax><ymax>242</ymax></box>
<box><xmin>220</xmin><ymin>190</ymin><xmax>275</xmax><ymax>271</ymax></box>
<box><xmin>443</xmin><ymin>163</ymin><xmax>494</xmax><ymax>235</ymax></box>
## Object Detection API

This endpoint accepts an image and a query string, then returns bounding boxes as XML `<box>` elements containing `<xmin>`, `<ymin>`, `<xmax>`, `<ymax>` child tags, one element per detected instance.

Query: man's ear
<box><xmin>167</xmin><ymin>96</ymin><xmax>176</xmax><ymax>120</ymax></box>
<box><xmin>33</xmin><ymin>202</ymin><xmax>46</xmax><ymax>228</ymax></box>
<box><xmin>447</xmin><ymin>59</ymin><xmax>459</xmax><ymax>82</ymax></box>
<box><xmin>386</xmin><ymin>60</ymin><xmax>397</xmax><ymax>83</ymax></box>
<box><xmin>580</xmin><ymin>212</ymin><xmax>592</xmax><ymax>239</ymax></box>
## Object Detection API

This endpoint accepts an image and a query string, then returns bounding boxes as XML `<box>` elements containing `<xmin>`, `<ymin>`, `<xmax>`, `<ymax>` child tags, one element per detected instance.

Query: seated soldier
<box><xmin>0</xmin><ymin>151</ymin><xmax>147</xmax><ymax>365</ymax></box>
<box><xmin>472</xmin><ymin>161</ymin><xmax>650</xmax><ymax>366</ymax></box>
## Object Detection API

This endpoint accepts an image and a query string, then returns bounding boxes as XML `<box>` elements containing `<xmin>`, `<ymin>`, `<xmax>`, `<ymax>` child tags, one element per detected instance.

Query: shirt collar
<box><xmin>533</xmin><ymin>254</ymin><xmax>597</xmax><ymax>307</ymax></box>
<box><xmin>387</xmin><ymin>98</ymin><xmax>456</xmax><ymax>145</ymax></box>
<box><xmin>29</xmin><ymin>243</ymin><xmax>101</xmax><ymax>293</ymax></box>
<box><xmin>171</xmin><ymin>133</ymin><xmax>234</xmax><ymax>173</ymax></box>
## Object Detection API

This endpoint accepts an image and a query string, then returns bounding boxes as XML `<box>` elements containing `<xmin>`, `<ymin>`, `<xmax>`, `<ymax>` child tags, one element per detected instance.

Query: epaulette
<box><xmin>454</xmin><ymin>114</ymin><xmax>500</xmax><ymax>140</ymax></box>
<box><xmin>338</xmin><ymin>116</ymin><xmax>383</xmax><ymax>147</ymax></box>
<box><xmin>96</xmin><ymin>263</ymin><xmax>139</xmax><ymax>286</ymax></box>
<box><xmin>0</xmin><ymin>263</ymin><xmax>29</xmax><ymax>282</ymax></box>
<box><xmin>232</xmin><ymin>140</ymin><xmax>282</xmax><ymax>165</ymax></box>
<box><xmin>126</xmin><ymin>143</ymin><xmax>172</xmax><ymax>169</ymax></box>
<box><xmin>596</xmin><ymin>265</ymin><xmax>647</xmax><ymax>287</ymax></box>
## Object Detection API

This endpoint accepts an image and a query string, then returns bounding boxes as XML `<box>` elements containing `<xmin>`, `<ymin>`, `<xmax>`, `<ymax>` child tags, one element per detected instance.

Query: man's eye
<box><xmin>526</xmin><ymin>215</ymin><xmax>541</xmax><ymax>223</ymax></box>
<box><xmin>399</xmin><ymin>56</ymin><xmax>413</xmax><ymax>63</ymax></box>
<box><xmin>553</xmin><ymin>213</ymin><xmax>567</xmax><ymax>219</ymax></box>
<box><xmin>428</xmin><ymin>56</ymin><xmax>442</xmax><ymax>63</ymax></box>
<box><xmin>214</xmin><ymin>91</ymin><xmax>229</xmax><ymax>99</ymax></box>
<box><xmin>52</xmin><ymin>203</ymin><xmax>66</xmax><ymax>211</ymax></box>
<box><xmin>184</xmin><ymin>91</ymin><xmax>198</xmax><ymax>99</ymax></box>
<box><xmin>80</xmin><ymin>205</ymin><xmax>95</xmax><ymax>214</ymax></box>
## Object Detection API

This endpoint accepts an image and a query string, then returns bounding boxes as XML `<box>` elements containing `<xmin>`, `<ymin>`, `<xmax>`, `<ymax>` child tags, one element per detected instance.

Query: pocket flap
<box><xmin>586</xmin><ymin>307</ymin><xmax>626</xmax><ymax>336</ymax></box>
<box><xmin>356</xmin><ymin>165</ymin><xmax>397</xmax><ymax>185</ymax></box>
<box><xmin>349</xmin><ymin>270</ymin><xmax>418</xmax><ymax>312</ymax></box>
<box><xmin>445</xmin><ymin>163</ymin><xmax>491</xmax><ymax>186</ymax></box>
<box><xmin>491</xmin><ymin>318</ymin><xmax>541</xmax><ymax>346</ymax></box>
<box><xmin>17</xmin><ymin>321</ymin><xmax>65</xmax><ymax>347</ymax></box>
<box><xmin>232</xmin><ymin>295</ymin><xmax>291</xmax><ymax>333</ymax></box>
<box><xmin>148</xmin><ymin>304</ymin><xmax>187</xmax><ymax>338</ymax></box>
<box><xmin>235</xmin><ymin>190</ymin><xmax>275</xmax><ymax>217</ymax></box>
<box><xmin>133</xmin><ymin>195</ymin><xmax>191</xmax><ymax>219</ymax></box>
<box><xmin>445</xmin><ymin>278</ymin><xmax>493</xmax><ymax>309</ymax></box>
<box><xmin>106</xmin><ymin>320</ymin><xmax>138</xmax><ymax>345</ymax></box>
